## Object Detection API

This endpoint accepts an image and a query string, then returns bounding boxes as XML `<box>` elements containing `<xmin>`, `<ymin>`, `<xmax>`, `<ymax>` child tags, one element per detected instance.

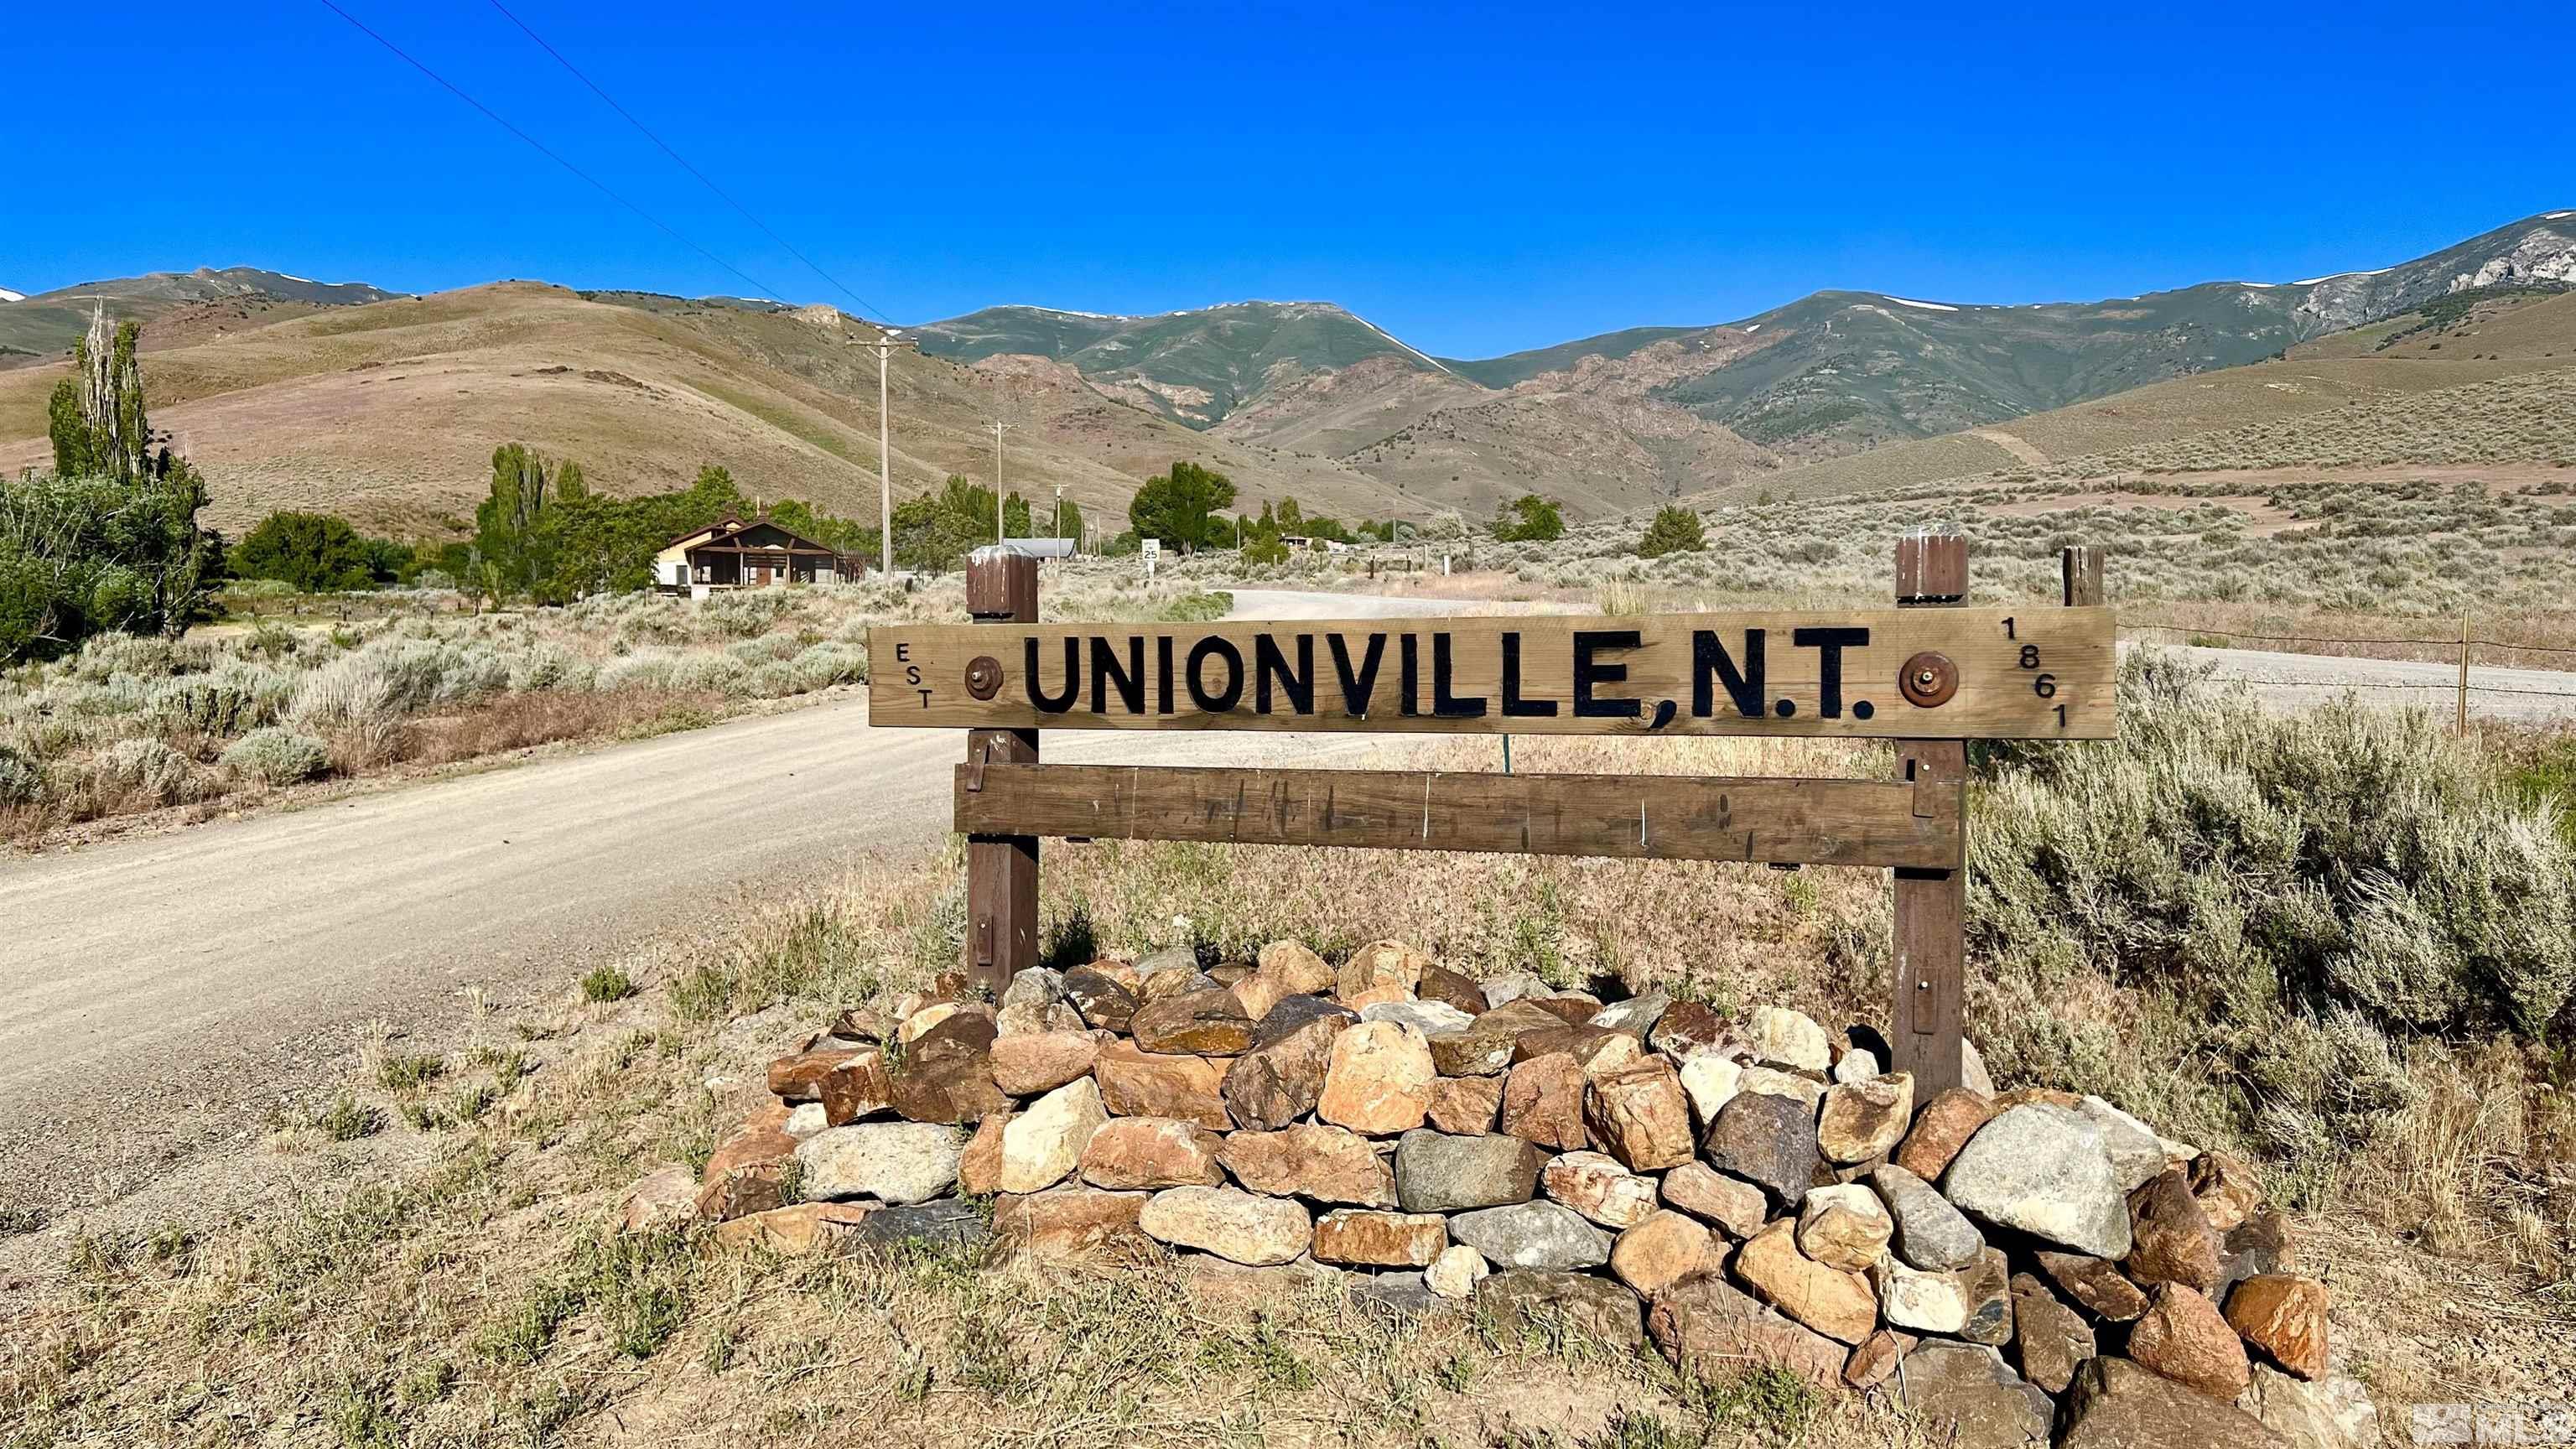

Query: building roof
<box><xmin>670</xmin><ymin>516</ymin><xmax>847</xmax><ymax>556</ymax></box>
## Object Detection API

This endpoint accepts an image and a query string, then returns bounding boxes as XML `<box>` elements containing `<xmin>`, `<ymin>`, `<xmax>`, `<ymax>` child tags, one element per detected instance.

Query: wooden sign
<box><xmin>957</xmin><ymin>763</ymin><xmax>1965</xmax><ymax>869</ymax></box>
<box><xmin>870</xmin><ymin>606</ymin><xmax>2114</xmax><ymax>739</ymax></box>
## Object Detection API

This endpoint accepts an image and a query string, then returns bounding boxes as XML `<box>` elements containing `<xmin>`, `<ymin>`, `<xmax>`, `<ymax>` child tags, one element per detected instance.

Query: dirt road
<box><xmin>0</xmin><ymin>591</ymin><xmax>1460</xmax><ymax>1220</ymax></box>
<box><xmin>2169</xmin><ymin>643</ymin><xmax>2576</xmax><ymax>722</ymax></box>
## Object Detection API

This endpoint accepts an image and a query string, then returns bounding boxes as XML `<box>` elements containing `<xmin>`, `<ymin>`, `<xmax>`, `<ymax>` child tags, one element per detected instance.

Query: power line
<box><xmin>313</xmin><ymin>0</ymin><xmax>791</xmax><ymax>306</ymax></box>
<box><xmin>481</xmin><ymin>0</ymin><xmax>895</xmax><ymax>325</ymax></box>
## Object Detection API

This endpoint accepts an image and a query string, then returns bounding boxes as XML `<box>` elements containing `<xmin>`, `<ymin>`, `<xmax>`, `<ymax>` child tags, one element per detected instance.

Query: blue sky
<box><xmin>6</xmin><ymin>1</ymin><xmax>2570</xmax><ymax>358</ymax></box>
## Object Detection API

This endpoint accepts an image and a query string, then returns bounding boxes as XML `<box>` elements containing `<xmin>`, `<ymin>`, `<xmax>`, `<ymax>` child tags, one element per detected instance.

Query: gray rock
<box><xmin>2058</xmin><ymin>1356</ymin><xmax>2289</xmax><ymax>1448</ymax></box>
<box><xmin>1253</xmin><ymin>993</ymin><xmax>1358</xmax><ymax>1044</ymax></box>
<box><xmin>1349</xmin><ymin>1270</ymin><xmax>1437</xmax><ymax>1314</ymax></box>
<box><xmin>1061</xmin><ymin>967</ymin><xmax>1138</xmax><ymax>1033</ymax></box>
<box><xmin>1940</xmin><ymin>1104</ymin><xmax>2132</xmax><ymax>1259</ymax></box>
<box><xmin>1447</xmin><ymin>1201</ymin><xmax>1613</xmax><ymax>1270</ymax></box>
<box><xmin>1748</xmin><ymin>1005</ymin><xmax>1831</xmax><ymax>1071</ymax></box>
<box><xmin>1961</xmin><ymin>1039</ymin><xmax>1996</xmax><ymax>1096</ymax></box>
<box><xmin>2217</xmin><ymin>1207</ymin><xmax>2298</xmax><ymax>1297</ymax></box>
<box><xmin>1360</xmin><ymin>1000</ymin><xmax>1476</xmax><ymax>1037</ymax></box>
<box><xmin>1588</xmin><ymin>990</ymin><xmax>1671</xmax><ymax>1036</ymax></box>
<box><xmin>795</xmin><ymin>1121</ymin><xmax>963</xmax><ymax>1205</ymax></box>
<box><xmin>2242</xmin><ymin>1364</ymin><xmax>2381</xmax><ymax>1449</ymax></box>
<box><xmin>1701</xmin><ymin>1090</ymin><xmax>1820</xmax><ymax>1208</ymax></box>
<box><xmin>1831</xmin><ymin>1047</ymin><xmax>1882</xmax><ymax>1085</ymax></box>
<box><xmin>2077</xmin><ymin>1094</ymin><xmax>2168</xmax><ymax>1192</ymax></box>
<box><xmin>1869</xmin><ymin>1162</ymin><xmax>1986</xmax><ymax>1270</ymax></box>
<box><xmin>1392</xmin><ymin>1130</ymin><xmax>1550</xmax><ymax>1213</ymax></box>
<box><xmin>1001</xmin><ymin>967</ymin><xmax>1066</xmax><ymax>1009</ymax></box>
<box><xmin>1892</xmin><ymin>1343</ymin><xmax>2054</xmax><ymax>1448</ymax></box>
<box><xmin>1480</xmin><ymin>971</ymin><xmax>1550</xmax><ymax>1009</ymax></box>
<box><xmin>1135</xmin><ymin>943</ymin><xmax>1201</xmax><ymax>977</ymax></box>
<box><xmin>841</xmin><ymin>1198</ymin><xmax>989</xmax><ymax>1254</ymax></box>
<box><xmin>1477</xmin><ymin>1268</ymin><xmax>1645</xmax><ymax>1351</ymax></box>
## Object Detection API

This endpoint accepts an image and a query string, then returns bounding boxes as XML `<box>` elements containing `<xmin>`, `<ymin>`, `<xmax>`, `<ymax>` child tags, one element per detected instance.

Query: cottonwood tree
<box><xmin>3</xmin><ymin>304</ymin><xmax>221</xmax><ymax>658</ymax></box>
<box><xmin>1128</xmin><ymin>461</ymin><xmax>1236</xmax><ymax>553</ymax></box>
<box><xmin>1489</xmin><ymin>493</ymin><xmax>1565</xmax><ymax>543</ymax></box>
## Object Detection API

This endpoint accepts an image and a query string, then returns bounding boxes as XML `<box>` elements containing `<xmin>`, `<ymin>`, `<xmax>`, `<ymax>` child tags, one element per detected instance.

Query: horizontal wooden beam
<box><xmin>953</xmin><ymin>763</ymin><xmax>1963</xmax><ymax>869</ymax></box>
<box><xmin>873</xmin><ymin>607</ymin><xmax>2114</xmax><ymax>740</ymax></box>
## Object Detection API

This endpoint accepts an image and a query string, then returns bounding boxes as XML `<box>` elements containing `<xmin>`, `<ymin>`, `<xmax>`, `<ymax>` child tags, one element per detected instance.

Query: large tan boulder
<box><xmin>1079</xmin><ymin>1115</ymin><xmax>1226</xmax><ymax>1190</ymax></box>
<box><xmin>1426</xmin><ymin>1073</ymin><xmax>1504</xmax><ymax>1134</ymax></box>
<box><xmin>1093</xmin><ymin>1040</ymin><xmax>1230</xmax><ymax>1130</ymax></box>
<box><xmin>2225</xmin><ymin>1275</ymin><xmax>2330</xmax><ymax>1381</ymax></box>
<box><xmin>1499</xmin><ymin>1052</ymin><xmax>1592</xmax><ymax>1150</ymax></box>
<box><xmin>1795</xmin><ymin>1183</ymin><xmax>1893</xmax><ymax>1272</ymax></box>
<box><xmin>1540</xmin><ymin>1150</ymin><xmax>1658</xmax><ymax>1228</ymax></box>
<box><xmin>1138</xmin><ymin>1186</ymin><xmax>1311</xmax><ymax>1266</ymax></box>
<box><xmin>1895</xmin><ymin>1087</ymin><xmax>1995</xmax><ymax>1181</ymax></box>
<box><xmin>767</xmin><ymin>1046</ymin><xmax>865</xmax><ymax>1102</ymax></box>
<box><xmin>1647</xmin><ymin>1272</ymin><xmax>1846</xmax><ymax>1391</ymax></box>
<box><xmin>1311</xmin><ymin>1209</ymin><xmax>1447</xmax><ymax>1268</ymax></box>
<box><xmin>997</xmin><ymin>1078</ymin><xmax>1107</xmax><ymax>1193</ymax></box>
<box><xmin>1316</xmin><ymin>1020</ymin><xmax>1436</xmax><ymax>1135</ymax></box>
<box><xmin>1217</xmin><ymin>1123</ymin><xmax>1397</xmax><ymax>1206</ymax></box>
<box><xmin>1220</xmin><ymin>996</ymin><xmax>1355</xmax><ymax>1130</ymax></box>
<box><xmin>2129</xmin><ymin>1283</ymin><xmax>2251</xmax><ymax>1400</ymax></box>
<box><xmin>1816</xmin><ymin>1072</ymin><xmax>1914</xmax><ymax>1164</ymax></box>
<box><xmin>1610</xmin><ymin>1209</ymin><xmax>1716</xmax><ymax>1296</ymax></box>
<box><xmin>1583</xmin><ymin>1057</ymin><xmax>1696</xmax><ymax>1171</ymax></box>
<box><xmin>1336</xmin><ymin>939</ymin><xmax>1430</xmax><ymax>1004</ymax></box>
<box><xmin>989</xmin><ymin>1031</ymin><xmax>1099</xmax><ymax>1097</ymax></box>
<box><xmin>993</xmin><ymin>1187</ymin><xmax>1150</xmax><ymax>1261</ymax></box>
<box><xmin>1731</xmin><ymin>1219</ymin><xmax>1877</xmax><ymax>1344</ymax></box>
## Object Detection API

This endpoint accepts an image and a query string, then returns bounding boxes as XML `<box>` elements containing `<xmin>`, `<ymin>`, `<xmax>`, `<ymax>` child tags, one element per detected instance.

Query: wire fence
<box><xmin>2118</xmin><ymin>621</ymin><xmax>2576</xmax><ymax>715</ymax></box>
<box><xmin>2127</xmin><ymin>622</ymin><xmax>2576</xmax><ymax>657</ymax></box>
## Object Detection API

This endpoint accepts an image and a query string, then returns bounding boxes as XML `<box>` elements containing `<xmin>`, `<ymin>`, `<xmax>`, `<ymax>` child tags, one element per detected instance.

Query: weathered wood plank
<box><xmin>870</xmin><ymin>606</ymin><xmax>2113</xmax><ymax>739</ymax></box>
<box><xmin>963</xmin><ymin>553</ymin><xmax>1040</xmax><ymax>995</ymax></box>
<box><xmin>952</xmin><ymin>763</ymin><xmax>1966</xmax><ymax>870</ymax></box>
<box><xmin>1889</xmin><ymin>535</ymin><xmax>1971</xmax><ymax>1098</ymax></box>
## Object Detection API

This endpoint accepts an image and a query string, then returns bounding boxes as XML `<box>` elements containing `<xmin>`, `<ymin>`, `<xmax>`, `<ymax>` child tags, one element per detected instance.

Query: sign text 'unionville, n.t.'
<box><xmin>870</xmin><ymin>608</ymin><xmax>2116</xmax><ymax>740</ymax></box>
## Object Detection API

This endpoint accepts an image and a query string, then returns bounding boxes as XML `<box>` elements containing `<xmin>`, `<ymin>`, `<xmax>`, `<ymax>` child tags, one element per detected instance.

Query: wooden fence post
<box><xmin>2061</xmin><ymin>545</ymin><xmax>2105</xmax><ymax>610</ymax></box>
<box><xmin>2457</xmin><ymin>618</ymin><xmax>2471</xmax><ymax>737</ymax></box>
<box><xmin>1890</xmin><ymin>532</ymin><xmax>1969</xmax><ymax>1098</ymax></box>
<box><xmin>963</xmin><ymin>550</ymin><xmax>1041</xmax><ymax>998</ymax></box>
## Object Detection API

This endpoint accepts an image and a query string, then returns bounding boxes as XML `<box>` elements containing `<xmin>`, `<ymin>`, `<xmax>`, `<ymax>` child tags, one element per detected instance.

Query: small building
<box><xmin>656</xmin><ymin>517</ymin><xmax>860</xmax><ymax>599</ymax></box>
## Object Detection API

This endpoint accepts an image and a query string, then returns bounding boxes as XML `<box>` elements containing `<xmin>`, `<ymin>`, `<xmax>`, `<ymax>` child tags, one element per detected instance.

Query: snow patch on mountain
<box><xmin>0</xmin><ymin>288</ymin><xmax>23</xmax><ymax>304</ymax></box>
<box><xmin>1885</xmin><ymin>296</ymin><xmax>1960</xmax><ymax>312</ymax></box>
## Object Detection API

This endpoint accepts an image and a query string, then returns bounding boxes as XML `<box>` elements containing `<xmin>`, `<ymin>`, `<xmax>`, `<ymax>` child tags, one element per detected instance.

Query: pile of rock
<box><xmin>624</xmin><ymin>940</ymin><xmax>2369</xmax><ymax>1448</ymax></box>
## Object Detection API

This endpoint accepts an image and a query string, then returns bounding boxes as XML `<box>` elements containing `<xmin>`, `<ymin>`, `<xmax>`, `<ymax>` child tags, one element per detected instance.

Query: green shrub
<box><xmin>1635</xmin><ymin>506</ymin><xmax>1707</xmax><ymax>558</ymax></box>
<box><xmin>92</xmin><ymin>739</ymin><xmax>195</xmax><ymax>805</ymax></box>
<box><xmin>220</xmin><ymin>727</ymin><xmax>330</xmax><ymax>785</ymax></box>
<box><xmin>0</xmin><ymin>745</ymin><xmax>43</xmax><ymax>805</ymax></box>
<box><xmin>1158</xmin><ymin>590</ymin><xmax>1233</xmax><ymax>622</ymax></box>
<box><xmin>1971</xmin><ymin>652</ymin><xmax>2575</xmax><ymax>1164</ymax></box>
<box><xmin>313</xmin><ymin>1093</ymin><xmax>383</xmax><ymax>1141</ymax></box>
<box><xmin>580</xmin><ymin>966</ymin><xmax>634</xmax><ymax>1004</ymax></box>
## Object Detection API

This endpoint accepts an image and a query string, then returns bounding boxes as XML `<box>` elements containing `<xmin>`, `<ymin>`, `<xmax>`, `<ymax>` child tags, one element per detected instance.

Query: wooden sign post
<box><xmin>875</xmin><ymin>541</ymin><xmax>2116</xmax><ymax>1088</ymax></box>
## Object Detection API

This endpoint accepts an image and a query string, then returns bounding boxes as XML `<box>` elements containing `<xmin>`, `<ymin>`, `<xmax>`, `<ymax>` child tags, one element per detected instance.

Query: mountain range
<box><xmin>3</xmin><ymin>213</ymin><xmax>2571</xmax><ymax>533</ymax></box>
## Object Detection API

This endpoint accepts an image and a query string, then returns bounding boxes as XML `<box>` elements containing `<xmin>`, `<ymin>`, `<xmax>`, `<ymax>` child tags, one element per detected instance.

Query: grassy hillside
<box><xmin>911</xmin><ymin>301</ymin><xmax>1449</xmax><ymax>428</ymax></box>
<box><xmin>0</xmin><ymin>267</ymin><xmax>401</xmax><ymax>361</ymax></box>
<box><xmin>0</xmin><ymin>285</ymin><xmax>1422</xmax><ymax>538</ymax></box>
<box><xmin>1680</xmin><ymin>286</ymin><xmax>2576</xmax><ymax>505</ymax></box>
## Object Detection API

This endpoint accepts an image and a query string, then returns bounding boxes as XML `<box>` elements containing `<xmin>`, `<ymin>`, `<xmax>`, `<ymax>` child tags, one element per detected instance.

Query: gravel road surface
<box><xmin>0</xmin><ymin>590</ymin><xmax>1458</xmax><ymax>1219</ymax></box>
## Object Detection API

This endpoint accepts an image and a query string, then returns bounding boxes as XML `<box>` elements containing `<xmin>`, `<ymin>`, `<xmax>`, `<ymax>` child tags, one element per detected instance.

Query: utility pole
<box><xmin>989</xmin><ymin>420</ymin><xmax>1012</xmax><ymax>543</ymax></box>
<box><xmin>861</xmin><ymin>331</ymin><xmax>917</xmax><ymax>576</ymax></box>
<box><xmin>1053</xmin><ymin>483</ymin><xmax>1065</xmax><ymax>544</ymax></box>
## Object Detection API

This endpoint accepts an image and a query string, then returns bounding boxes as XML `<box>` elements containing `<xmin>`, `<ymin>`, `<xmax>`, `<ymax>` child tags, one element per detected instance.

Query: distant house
<box><xmin>655</xmin><ymin>517</ymin><xmax>860</xmax><ymax>599</ymax></box>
